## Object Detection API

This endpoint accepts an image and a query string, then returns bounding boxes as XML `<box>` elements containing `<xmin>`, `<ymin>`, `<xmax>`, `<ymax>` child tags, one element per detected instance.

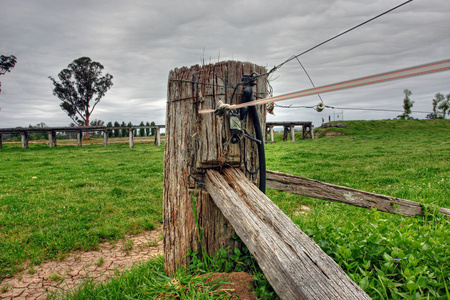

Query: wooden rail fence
<box><xmin>266</xmin><ymin>121</ymin><xmax>313</xmax><ymax>142</ymax></box>
<box><xmin>0</xmin><ymin>125</ymin><xmax>165</xmax><ymax>149</ymax></box>
<box><xmin>266</xmin><ymin>170</ymin><xmax>450</xmax><ymax>218</ymax></box>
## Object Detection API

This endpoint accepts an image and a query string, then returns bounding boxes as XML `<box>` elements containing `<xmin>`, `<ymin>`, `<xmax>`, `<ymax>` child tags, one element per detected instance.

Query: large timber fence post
<box><xmin>164</xmin><ymin>61</ymin><xmax>267</xmax><ymax>274</ymax></box>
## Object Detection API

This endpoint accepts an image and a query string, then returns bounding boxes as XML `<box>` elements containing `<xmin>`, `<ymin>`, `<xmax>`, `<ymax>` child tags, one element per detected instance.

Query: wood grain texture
<box><xmin>205</xmin><ymin>168</ymin><xmax>371</xmax><ymax>300</ymax></box>
<box><xmin>266</xmin><ymin>170</ymin><xmax>450</xmax><ymax>218</ymax></box>
<box><xmin>164</xmin><ymin>61</ymin><xmax>267</xmax><ymax>274</ymax></box>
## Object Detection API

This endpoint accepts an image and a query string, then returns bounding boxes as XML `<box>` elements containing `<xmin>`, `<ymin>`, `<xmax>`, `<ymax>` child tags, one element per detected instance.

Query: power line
<box><xmin>295</xmin><ymin>57</ymin><xmax>324</xmax><ymax>103</ymax></box>
<box><xmin>328</xmin><ymin>106</ymin><xmax>431</xmax><ymax>114</ymax></box>
<box><xmin>199</xmin><ymin>59</ymin><xmax>450</xmax><ymax>114</ymax></box>
<box><xmin>262</xmin><ymin>0</ymin><xmax>414</xmax><ymax>77</ymax></box>
<box><xmin>274</xmin><ymin>103</ymin><xmax>432</xmax><ymax>114</ymax></box>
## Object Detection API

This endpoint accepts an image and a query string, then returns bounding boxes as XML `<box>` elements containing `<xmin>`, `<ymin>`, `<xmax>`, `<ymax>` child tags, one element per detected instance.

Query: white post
<box><xmin>290</xmin><ymin>125</ymin><xmax>295</xmax><ymax>141</ymax></box>
<box><xmin>269</xmin><ymin>126</ymin><xmax>274</xmax><ymax>143</ymax></box>
<box><xmin>103</xmin><ymin>130</ymin><xmax>108</xmax><ymax>147</ymax></box>
<box><xmin>154</xmin><ymin>127</ymin><xmax>161</xmax><ymax>146</ymax></box>
<box><xmin>21</xmin><ymin>132</ymin><xmax>29</xmax><ymax>149</ymax></box>
<box><xmin>48</xmin><ymin>131</ymin><xmax>53</xmax><ymax>148</ymax></box>
<box><xmin>129</xmin><ymin>128</ymin><xmax>134</xmax><ymax>148</ymax></box>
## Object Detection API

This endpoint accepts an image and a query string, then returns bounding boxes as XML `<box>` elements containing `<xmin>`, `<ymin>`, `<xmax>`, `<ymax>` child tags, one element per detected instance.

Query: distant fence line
<box><xmin>0</xmin><ymin>125</ymin><xmax>165</xmax><ymax>149</ymax></box>
<box><xmin>266</xmin><ymin>121</ymin><xmax>313</xmax><ymax>142</ymax></box>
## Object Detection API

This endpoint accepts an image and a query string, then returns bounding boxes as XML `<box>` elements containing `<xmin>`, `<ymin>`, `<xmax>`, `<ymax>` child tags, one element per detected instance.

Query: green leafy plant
<box><xmin>305</xmin><ymin>208</ymin><xmax>449</xmax><ymax>299</ymax></box>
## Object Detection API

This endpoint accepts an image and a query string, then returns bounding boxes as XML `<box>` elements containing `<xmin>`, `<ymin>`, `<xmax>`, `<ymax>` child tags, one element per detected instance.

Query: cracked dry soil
<box><xmin>0</xmin><ymin>228</ymin><xmax>163</xmax><ymax>300</ymax></box>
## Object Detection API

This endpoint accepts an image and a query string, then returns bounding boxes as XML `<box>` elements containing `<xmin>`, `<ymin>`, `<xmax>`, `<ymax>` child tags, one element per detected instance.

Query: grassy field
<box><xmin>0</xmin><ymin>140</ymin><xmax>164</xmax><ymax>279</ymax></box>
<box><xmin>1</xmin><ymin>119</ymin><xmax>449</xmax><ymax>299</ymax></box>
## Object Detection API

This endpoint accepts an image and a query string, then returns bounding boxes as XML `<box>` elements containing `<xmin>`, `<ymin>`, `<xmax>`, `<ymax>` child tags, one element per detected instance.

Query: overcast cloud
<box><xmin>1</xmin><ymin>0</ymin><xmax>449</xmax><ymax>129</ymax></box>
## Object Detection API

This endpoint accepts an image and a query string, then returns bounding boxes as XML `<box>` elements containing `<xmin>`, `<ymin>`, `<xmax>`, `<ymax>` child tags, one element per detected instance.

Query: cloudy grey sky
<box><xmin>1</xmin><ymin>0</ymin><xmax>449</xmax><ymax>129</ymax></box>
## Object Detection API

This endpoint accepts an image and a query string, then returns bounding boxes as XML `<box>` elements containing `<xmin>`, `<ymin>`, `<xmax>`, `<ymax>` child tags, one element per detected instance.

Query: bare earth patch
<box><xmin>0</xmin><ymin>227</ymin><xmax>163</xmax><ymax>299</ymax></box>
<box><xmin>205</xmin><ymin>272</ymin><xmax>256</xmax><ymax>300</ymax></box>
<box><xmin>323</xmin><ymin>130</ymin><xmax>345</xmax><ymax>137</ymax></box>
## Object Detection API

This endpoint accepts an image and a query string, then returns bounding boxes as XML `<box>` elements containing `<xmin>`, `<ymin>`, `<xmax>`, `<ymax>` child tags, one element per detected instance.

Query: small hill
<box><xmin>315</xmin><ymin>119</ymin><xmax>450</xmax><ymax>137</ymax></box>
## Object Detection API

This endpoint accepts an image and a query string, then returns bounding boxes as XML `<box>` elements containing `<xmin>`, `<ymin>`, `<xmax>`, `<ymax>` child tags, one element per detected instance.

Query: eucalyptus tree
<box><xmin>398</xmin><ymin>89</ymin><xmax>414</xmax><ymax>119</ymax></box>
<box><xmin>438</xmin><ymin>94</ymin><xmax>449</xmax><ymax>119</ymax></box>
<box><xmin>0</xmin><ymin>55</ymin><xmax>17</xmax><ymax>94</ymax></box>
<box><xmin>49</xmin><ymin>57</ymin><xmax>113</xmax><ymax>137</ymax></box>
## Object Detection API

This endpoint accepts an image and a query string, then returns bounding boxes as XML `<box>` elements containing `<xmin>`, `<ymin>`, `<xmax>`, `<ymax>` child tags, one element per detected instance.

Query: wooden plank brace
<box><xmin>205</xmin><ymin>167</ymin><xmax>371</xmax><ymax>300</ymax></box>
<box><xmin>266</xmin><ymin>170</ymin><xmax>450</xmax><ymax>218</ymax></box>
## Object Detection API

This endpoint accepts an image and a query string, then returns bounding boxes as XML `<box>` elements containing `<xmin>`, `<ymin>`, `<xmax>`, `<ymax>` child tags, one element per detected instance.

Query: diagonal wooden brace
<box><xmin>205</xmin><ymin>168</ymin><xmax>371</xmax><ymax>300</ymax></box>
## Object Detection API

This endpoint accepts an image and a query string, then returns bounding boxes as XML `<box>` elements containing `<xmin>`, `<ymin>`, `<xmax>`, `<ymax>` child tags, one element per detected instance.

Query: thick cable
<box><xmin>199</xmin><ymin>59</ymin><xmax>450</xmax><ymax>114</ymax></box>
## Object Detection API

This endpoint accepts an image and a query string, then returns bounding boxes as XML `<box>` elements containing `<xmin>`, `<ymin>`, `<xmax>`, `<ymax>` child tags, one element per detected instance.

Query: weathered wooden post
<box><xmin>48</xmin><ymin>131</ymin><xmax>53</xmax><ymax>148</ymax></box>
<box><xmin>21</xmin><ymin>132</ymin><xmax>29</xmax><ymax>149</ymax></box>
<box><xmin>128</xmin><ymin>127</ymin><xmax>134</xmax><ymax>148</ymax></box>
<box><xmin>103</xmin><ymin>130</ymin><xmax>108</xmax><ymax>147</ymax></box>
<box><xmin>154</xmin><ymin>127</ymin><xmax>161</xmax><ymax>146</ymax></box>
<box><xmin>164</xmin><ymin>61</ymin><xmax>267</xmax><ymax>274</ymax></box>
<box><xmin>0</xmin><ymin>133</ymin><xmax>3</xmax><ymax>149</ymax></box>
<box><xmin>76</xmin><ymin>131</ymin><xmax>82</xmax><ymax>147</ymax></box>
<box><xmin>290</xmin><ymin>125</ymin><xmax>295</xmax><ymax>141</ymax></box>
<box><xmin>302</xmin><ymin>123</ymin><xmax>312</xmax><ymax>139</ymax></box>
<box><xmin>48</xmin><ymin>131</ymin><xmax>57</xmax><ymax>148</ymax></box>
<box><xmin>268</xmin><ymin>125</ymin><xmax>274</xmax><ymax>143</ymax></box>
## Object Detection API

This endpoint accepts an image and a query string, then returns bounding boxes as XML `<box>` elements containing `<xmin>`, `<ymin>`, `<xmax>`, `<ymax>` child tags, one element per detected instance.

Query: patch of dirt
<box><xmin>323</xmin><ymin>130</ymin><xmax>345</xmax><ymax>137</ymax></box>
<box><xmin>205</xmin><ymin>272</ymin><xmax>256</xmax><ymax>300</ymax></box>
<box><xmin>293</xmin><ymin>204</ymin><xmax>311</xmax><ymax>216</ymax></box>
<box><xmin>0</xmin><ymin>227</ymin><xmax>163</xmax><ymax>299</ymax></box>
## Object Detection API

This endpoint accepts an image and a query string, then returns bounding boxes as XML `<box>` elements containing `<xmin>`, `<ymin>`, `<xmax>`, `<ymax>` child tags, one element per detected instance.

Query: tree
<box><xmin>398</xmin><ymin>89</ymin><xmax>414</xmax><ymax>119</ymax></box>
<box><xmin>437</xmin><ymin>93</ymin><xmax>449</xmax><ymax>119</ymax></box>
<box><xmin>150</xmin><ymin>121</ymin><xmax>156</xmax><ymax>136</ymax></box>
<box><xmin>28</xmin><ymin>122</ymin><xmax>48</xmax><ymax>140</ymax></box>
<box><xmin>49</xmin><ymin>57</ymin><xmax>113</xmax><ymax>138</ymax></box>
<box><xmin>145</xmin><ymin>122</ymin><xmax>150</xmax><ymax>136</ymax></box>
<box><xmin>121</xmin><ymin>121</ymin><xmax>127</xmax><ymax>137</ymax></box>
<box><xmin>139</xmin><ymin>121</ymin><xmax>145</xmax><ymax>137</ymax></box>
<box><xmin>432</xmin><ymin>93</ymin><xmax>445</xmax><ymax>119</ymax></box>
<box><xmin>90</xmin><ymin>119</ymin><xmax>105</xmax><ymax>137</ymax></box>
<box><xmin>430</xmin><ymin>93</ymin><xmax>450</xmax><ymax>119</ymax></box>
<box><xmin>0</xmin><ymin>55</ymin><xmax>17</xmax><ymax>94</ymax></box>
<box><xmin>106</xmin><ymin>121</ymin><xmax>113</xmax><ymax>137</ymax></box>
<box><xmin>114</xmin><ymin>121</ymin><xmax>120</xmax><ymax>137</ymax></box>
<box><xmin>127</xmin><ymin>122</ymin><xmax>136</xmax><ymax>136</ymax></box>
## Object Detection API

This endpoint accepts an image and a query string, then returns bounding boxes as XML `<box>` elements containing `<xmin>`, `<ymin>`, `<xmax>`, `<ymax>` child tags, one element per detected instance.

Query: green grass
<box><xmin>53</xmin><ymin>255</ymin><xmax>236</xmax><ymax>300</ymax></box>
<box><xmin>1</xmin><ymin>119</ymin><xmax>449</xmax><ymax>299</ymax></box>
<box><xmin>266</xmin><ymin>119</ymin><xmax>450</xmax><ymax>299</ymax></box>
<box><xmin>0</xmin><ymin>141</ymin><xmax>164</xmax><ymax>280</ymax></box>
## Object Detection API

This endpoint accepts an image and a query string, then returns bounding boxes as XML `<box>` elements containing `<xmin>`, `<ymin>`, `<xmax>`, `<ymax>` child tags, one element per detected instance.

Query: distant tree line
<box><xmin>1</xmin><ymin>121</ymin><xmax>158</xmax><ymax>141</ymax></box>
<box><xmin>106</xmin><ymin>121</ymin><xmax>157</xmax><ymax>138</ymax></box>
<box><xmin>397</xmin><ymin>89</ymin><xmax>450</xmax><ymax>120</ymax></box>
